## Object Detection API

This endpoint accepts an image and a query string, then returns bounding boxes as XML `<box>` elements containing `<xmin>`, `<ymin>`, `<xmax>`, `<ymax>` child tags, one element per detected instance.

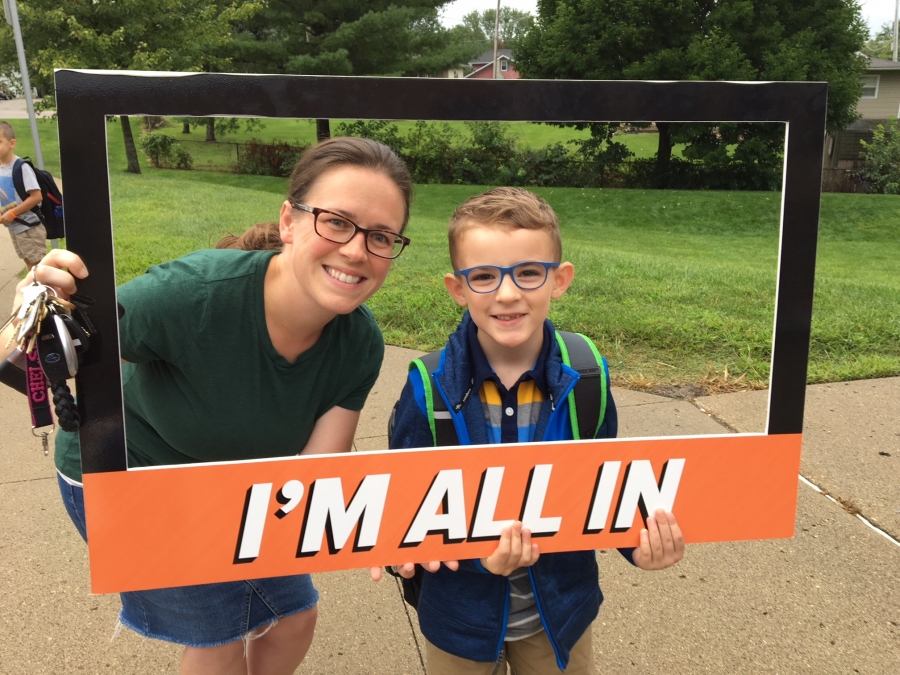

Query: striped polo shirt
<box><xmin>468</xmin><ymin>320</ymin><xmax>552</xmax><ymax>641</ymax></box>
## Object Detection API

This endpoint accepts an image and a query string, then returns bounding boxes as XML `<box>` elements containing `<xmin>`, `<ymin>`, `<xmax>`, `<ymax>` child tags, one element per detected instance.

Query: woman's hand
<box><xmin>369</xmin><ymin>560</ymin><xmax>460</xmax><ymax>582</ymax></box>
<box><xmin>14</xmin><ymin>250</ymin><xmax>89</xmax><ymax>308</ymax></box>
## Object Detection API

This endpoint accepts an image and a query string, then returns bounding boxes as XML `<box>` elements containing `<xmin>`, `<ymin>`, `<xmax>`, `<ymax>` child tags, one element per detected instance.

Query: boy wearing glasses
<box><xmin>388</xmin><ymin>187</ymin><xmax>684</xmax><ymax>674</ymax></box>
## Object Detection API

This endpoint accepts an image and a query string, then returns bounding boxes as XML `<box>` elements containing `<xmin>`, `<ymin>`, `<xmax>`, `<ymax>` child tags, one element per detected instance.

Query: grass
<box><xmin>9</xmin><ymin>119</ymin><xmax>897</xmax><ymax>389</ymax></box>
<box><xmin>92</xmin><ymin>169</ymin><xmax>900</xmax><ymax>389</ymax></box>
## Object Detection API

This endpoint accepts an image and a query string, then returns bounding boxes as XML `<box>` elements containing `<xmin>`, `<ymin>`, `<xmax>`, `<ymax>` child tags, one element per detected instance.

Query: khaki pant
<box><xmin>425</xmin><ymin>627</ymin><xmax>597</xmax><ymax>675</ymax></box>
<box><xmin>9</xmin><ymin>223</ymin><xmax>47</xmax><ymax>265</ymax></box>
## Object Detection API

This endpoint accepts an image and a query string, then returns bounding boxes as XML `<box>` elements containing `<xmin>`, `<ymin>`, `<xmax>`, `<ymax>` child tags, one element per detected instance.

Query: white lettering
<box><xmin>403</xmin><ymin>469</ymin><xmax>468</xmax><ymax>545</ymax></box>
<box><xmin>585</xmin><ymin>461</ymin><xmax>622</xmax><ymax>533</ymax></box>
<box><xmin>234</xmin><ymin>483</ymin><xmax>273</xmax><ymax>563</ymax></box>
<box><xmin>520</xmin><ymin>464</ymin><xmax>562</xmax><ymax>536</ymax></box>
<box><xmin>299</xmin><ymin>474</ymin><xmax>391</xmax><ymax>555</ymax></box>
<box><xmin>613</xmin><ymin>459</ymin><xmax>685</xmax><ymax>530</ymax></box>
<box><xmin>469</xmin><ymin>467</ymin><xmax>515</xmax><ymax>539</ymax></box>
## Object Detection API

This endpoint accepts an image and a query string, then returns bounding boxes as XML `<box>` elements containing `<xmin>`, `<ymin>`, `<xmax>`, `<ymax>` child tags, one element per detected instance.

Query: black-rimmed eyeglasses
<box><xmin>292</xmin><ymin>204</ymin><xmax>410</xmax><ymax>259</ymax></box>
<box><xmin>454</xmin><ymin>262</ymin><xmax>560</xmax><ymax>293</ymax></box>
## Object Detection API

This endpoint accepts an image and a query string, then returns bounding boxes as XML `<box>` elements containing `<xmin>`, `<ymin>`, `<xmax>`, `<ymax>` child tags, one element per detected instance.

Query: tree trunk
<box><xmin>121</xmin><ymin>115</ymin><xmax>141</xmax><ymax>175</ymax></box>
<box><xmin>316</xmin><ymin>119</ymin><xmax>331</xmax><ymax>142</ymax></box>
<box><xmin>182</xmin><ymin>121</ymin><xmax>191</xmax><ymax>134</ymax></box>
<box><xmin>655</xmin><ymin>122</ymin><xmax>674</xmax><ymax>188</ymax></box>
<box><xmin>206</xmin><ymin>117</ymin><xmax>217</xmax><ymax>142</ymax></box>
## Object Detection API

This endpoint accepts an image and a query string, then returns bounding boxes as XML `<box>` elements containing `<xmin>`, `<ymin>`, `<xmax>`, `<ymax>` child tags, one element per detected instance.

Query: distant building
<box><xmin>465</xmin><ymin>49</ymin><xmax>520</xmax><ymax>80</ymax></box>
<box><xmin>438</xmin><ymin>66</ymin><xmax>467</xmax><ymax>79</ymax></box>
<box><xmin>824</xmin><ymin>57</ymin><xmax>900</xmax><ymax>173</ymax></box>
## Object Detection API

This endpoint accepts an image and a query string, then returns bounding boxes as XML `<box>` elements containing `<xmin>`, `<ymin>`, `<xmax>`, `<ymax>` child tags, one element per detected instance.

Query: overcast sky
<box><xmin>439</xmin><ymin>0</ymin><xmax>894</xmax><ymax>38</ymax></box>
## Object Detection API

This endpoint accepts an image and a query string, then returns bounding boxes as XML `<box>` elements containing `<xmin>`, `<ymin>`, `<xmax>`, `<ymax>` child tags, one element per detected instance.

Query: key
<box><xmin>21</xmin><ymin>303</ymin><xmax>49</xmax><ymax>354</ymax></box>
<box><xmin>1</xmin><ymin>285</ymin><xmax>44</xmax><ymax>340</ymax></box>
<box><xmin>40</xmin><ymin>431</ymin><xmax>49</xmax><ymax>457</ymax></box>
<box><xmin>15</xmin><ymin>284</ymin><xmax>51</xmax><ymax>345</ymax></box>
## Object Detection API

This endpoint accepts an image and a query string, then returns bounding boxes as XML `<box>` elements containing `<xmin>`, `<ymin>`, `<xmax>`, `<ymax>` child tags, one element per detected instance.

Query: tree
<box><xmin>863</xmin><ymin>22</ymin><xmax>895</xmax><ymax>60</ymax></box>
<box><xmin>460</xmin><ymin>7</ymin><xmax>534</xmax><ymax>48</ymax></box>
<box><xmin>220</xmin><ymin>1</ymin><xmax>486</xmax><ymax>139</ymax></box>
<box><xmin>0</xmin><ymin>0</ymin><xmax>261</xmax><ymax>173</ymax></box>
<box><xmin>516</xmin><ymin>0</ymin><xmax>868</xmax><ymax>187</ymax></box>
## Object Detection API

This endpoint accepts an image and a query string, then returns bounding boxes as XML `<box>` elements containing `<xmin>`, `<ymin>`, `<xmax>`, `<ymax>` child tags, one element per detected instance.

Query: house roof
<box><xmin>866</xmin><ymin>57</ymin><xmax>900</xmax><ymax>71</ymax></box>
<box><xmin>469</xmin><ymin>49</ymin><xmax>513</xmax><ymax>66</ymax></box>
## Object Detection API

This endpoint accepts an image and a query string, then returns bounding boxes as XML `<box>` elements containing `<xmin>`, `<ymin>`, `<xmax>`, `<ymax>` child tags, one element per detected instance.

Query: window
<box><xmin>454</xmin><ymin>70</ymin><xmax>460</xmax><ymax>78</ymax></box>
<box><xmin>500</xmin><ymin>60</ymin><xmax>509</xmax><ymax>72</ymax></box>
<box><xmin>861</xmin><ymin>75</ymin><xmax>879</xmax><ymax>98</ymax></box>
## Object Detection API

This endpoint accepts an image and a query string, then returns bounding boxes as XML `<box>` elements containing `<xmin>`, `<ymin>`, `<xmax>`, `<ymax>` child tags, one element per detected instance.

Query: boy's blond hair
<box><xmin>448</xmin><ymin>187</ymin><xmax>562</xmax><ymax>268</ymax></box>
<box><xmin>0</xmin><ymin>121</ymin><xmax>15</xmax><ymax>141</ymax></box>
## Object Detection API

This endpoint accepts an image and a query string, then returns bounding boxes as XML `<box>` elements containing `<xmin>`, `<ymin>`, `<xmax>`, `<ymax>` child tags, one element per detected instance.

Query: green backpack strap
<box><xmin>409</xmin><ymin>350</ymin><xmax>458</xmax><ymax>447</ymax></box>
<box><xmin>555</xmin><ymin>331</ymin><xmax>608</xmax><ymax>440</ymax></box>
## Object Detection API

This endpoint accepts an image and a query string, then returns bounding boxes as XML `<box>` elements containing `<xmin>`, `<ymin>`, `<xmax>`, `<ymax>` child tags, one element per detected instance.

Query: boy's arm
<box><xmin>0</xmin><ymin>188</ymin><xmax>41</xmax><ymax>225</ymax></box>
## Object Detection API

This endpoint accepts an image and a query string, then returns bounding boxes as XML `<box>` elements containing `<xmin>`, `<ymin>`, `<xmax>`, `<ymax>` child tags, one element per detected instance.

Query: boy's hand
<box><xmin>632</xmin><ymin>509</ymin><xmax>685</xmax><ymax>571</ymax></box>
<box><xmin>369</xmin><ymin>560</ymin><xmax>460</xmax><ymax>582</ymax></box>
<box><xmin>481</xmin><ymin>522</ymin><xmax>540</xmax><ymax>577</ymax></box>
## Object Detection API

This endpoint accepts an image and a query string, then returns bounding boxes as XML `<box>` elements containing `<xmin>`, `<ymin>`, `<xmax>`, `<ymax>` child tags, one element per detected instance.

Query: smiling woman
<box><xmin>11</xmin><ymin>137</ymin><xmax>413</xmax><ymax>675</ymax></box>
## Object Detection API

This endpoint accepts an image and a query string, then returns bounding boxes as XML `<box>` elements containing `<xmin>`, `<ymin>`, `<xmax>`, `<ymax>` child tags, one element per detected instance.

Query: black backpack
<box><xmin>12</xmin><ymin>157</ymin><xmax>65</xmax><ymax>239</ymax></box>
<box><xmin>386</xmin><ymin>330</ymin><xmax>609</xmax><ymax>608</ymax></box>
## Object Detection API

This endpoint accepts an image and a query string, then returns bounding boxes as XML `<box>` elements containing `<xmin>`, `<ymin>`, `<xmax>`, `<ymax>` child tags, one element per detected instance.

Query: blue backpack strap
<box><xmin>10</xmin><ymin>159</ymin><xmax>31</xmax><ymax>226</ymax></box>
<box><xmin>555</xmin><ymin>330</ymin><xmax>608</xmax><ymax>440</ymax></box>
<box><xmin>388</xmin><ymin>350</ymin><xmax>458</xmax><ymax>448</ymax></box>
<box><xmin>414</xmin><ymin>350</ymin><xmax>457</xmax><ymax>447</ymax></box>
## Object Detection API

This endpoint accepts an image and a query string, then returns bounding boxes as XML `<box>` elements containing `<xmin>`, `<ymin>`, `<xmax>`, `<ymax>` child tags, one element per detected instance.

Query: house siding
<box><xmin>857</xmin><ymin>71</ymin><xmax>900</xmax><ymax>118</ymax></box>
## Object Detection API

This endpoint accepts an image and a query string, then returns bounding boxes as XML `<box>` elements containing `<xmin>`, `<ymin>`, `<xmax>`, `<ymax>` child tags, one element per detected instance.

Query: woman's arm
<box><xmin>300</xmin><ymin>405</ymin><xmax>361</xmax><ymax>455</ymax></box>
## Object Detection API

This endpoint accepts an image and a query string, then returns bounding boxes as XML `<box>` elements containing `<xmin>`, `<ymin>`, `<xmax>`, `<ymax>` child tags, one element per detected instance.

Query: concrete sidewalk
<box><xmin>1</xmin><ymin>236</ymin><xmax>898</xmax><ymax>673</ymax></box>
<box><xmin>0</xmin><ymin>97</ymin><xmax>53</xmax><ymax>119</ymax></box>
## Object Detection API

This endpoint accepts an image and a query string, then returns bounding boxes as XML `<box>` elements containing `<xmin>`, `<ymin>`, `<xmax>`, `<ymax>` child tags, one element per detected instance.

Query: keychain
<box><xmin>1</xmin><ymin>279</ymin><xmax>95</xmax><ymax>448</ymax></box>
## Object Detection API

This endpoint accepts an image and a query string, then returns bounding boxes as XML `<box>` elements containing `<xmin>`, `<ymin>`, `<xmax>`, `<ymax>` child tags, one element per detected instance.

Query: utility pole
<box><xmin>2</xmin><ymin>0</ymin><xmax>44</xmax><ymax>169</ymax></box>
<box><xmin>492</xmin><ymin>0</ymin><xmax>501</xmax><ymax>79</ymax></box>
<box><xmin>893</xmin><ymin>0</ymin><xmax>899</xmax><ymax>62</ymax></box>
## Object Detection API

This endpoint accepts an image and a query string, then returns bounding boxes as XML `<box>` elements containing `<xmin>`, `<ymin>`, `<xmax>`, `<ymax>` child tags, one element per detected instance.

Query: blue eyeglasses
<box><xmin>454</xmin><ymin>262</ymin><xmax>560</xmax><ymax>294</ymax></box>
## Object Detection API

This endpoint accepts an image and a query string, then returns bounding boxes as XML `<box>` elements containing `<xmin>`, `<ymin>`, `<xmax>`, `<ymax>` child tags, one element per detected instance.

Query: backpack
<box><xmin>12</xmin><ymin>157</ymin><xmax>65</xmax><ymax>239</ymax></box>
<box><xmin>386</xmin><ymin>330</ymin><xmax>609</xmax><ymax>608</ymax></box>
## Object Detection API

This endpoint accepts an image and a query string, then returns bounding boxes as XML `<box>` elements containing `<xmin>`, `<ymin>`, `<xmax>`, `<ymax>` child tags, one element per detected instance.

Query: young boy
<box><xmin>387</xmin><ymin>188</ymin><xmax>684</xmax><ymax>674</ymax></box>
<box><xmin>0</xmin><ymin>121</ymin><xmax>45</xmax><ymax>272</ymax></box>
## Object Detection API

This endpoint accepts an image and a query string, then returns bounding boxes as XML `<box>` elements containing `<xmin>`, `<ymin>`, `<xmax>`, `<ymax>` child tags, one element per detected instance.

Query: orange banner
<box><xmin>83</xmin><ymin>433</ymin><xmax>802</xmax><ymax>594</ymax></box>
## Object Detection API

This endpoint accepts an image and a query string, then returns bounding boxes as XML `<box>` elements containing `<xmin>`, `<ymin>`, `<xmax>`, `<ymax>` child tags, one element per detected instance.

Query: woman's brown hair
<box><xmin>215</xmin><ymin>222</ymin><xmax>283</xmax><ymax>251</ymax></box>
<box><xmin>287</xmin><ymin>137</ymin><xmax>412</xmax><ymax>231</ymax></box>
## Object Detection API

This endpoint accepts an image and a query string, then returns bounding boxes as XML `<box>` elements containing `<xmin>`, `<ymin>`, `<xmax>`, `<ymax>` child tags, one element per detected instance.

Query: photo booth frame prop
<box><xmin>54</xmin><ymin>71</ymin><xmax>825</xmax><ymax>593</ymax></box>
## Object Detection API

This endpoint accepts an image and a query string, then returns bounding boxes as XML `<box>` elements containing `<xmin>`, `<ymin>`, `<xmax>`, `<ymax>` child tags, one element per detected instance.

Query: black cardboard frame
<box><xmin>53</xmin><ymin>71</ymin><xmax>827</xmax><ymax>475</ymax></box>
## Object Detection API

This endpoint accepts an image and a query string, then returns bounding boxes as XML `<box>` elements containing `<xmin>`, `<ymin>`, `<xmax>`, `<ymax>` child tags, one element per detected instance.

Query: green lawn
<box><xmin>10</xmin><ymin>119</ymin><xmax>897</xmax><ymax>389</ymax></box>
<box><xmin>91</xmin><ymin>169</ymin><xmax>900</xmax><ymax>389</ymax></box>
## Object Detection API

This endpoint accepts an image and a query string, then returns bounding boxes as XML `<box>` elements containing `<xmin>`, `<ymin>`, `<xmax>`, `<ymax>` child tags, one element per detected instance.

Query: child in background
<box><xmin>0</xmin><ymin>120</ymin><xmax>45</xmax><ymax>273</ymax></box>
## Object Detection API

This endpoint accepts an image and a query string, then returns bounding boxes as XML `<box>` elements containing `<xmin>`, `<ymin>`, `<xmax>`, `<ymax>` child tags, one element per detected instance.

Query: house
<box><xmin>438</xmin><ymin>66</ymin><xmax>467</xmax><ymax>79</ymax></box>
<box><xmin>823</xmin><ymin>57</ymin><xmax>900</xmax><ymax>175</ymax></box>
<box><xmin>465</xmin><ymin>49</ymin><xmax>520</xmax><ymax>80</ymax></box>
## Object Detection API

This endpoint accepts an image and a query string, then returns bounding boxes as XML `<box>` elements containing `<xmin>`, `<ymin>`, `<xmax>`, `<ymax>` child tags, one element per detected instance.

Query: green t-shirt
<box><xmin>56</xmin><ymin>249</ymin><xmax>384</xmax><ymax>482</ymax></box>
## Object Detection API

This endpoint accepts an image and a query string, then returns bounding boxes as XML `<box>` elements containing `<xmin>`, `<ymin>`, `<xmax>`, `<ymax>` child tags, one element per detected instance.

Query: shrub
<box><xmin>858</xmin><ymin>118</ymin><xmax>900</xmax><ymax>194</ymax></box>
<box><xmin>139</xmin><ymin>132</ymin><xmax>193</xmax><ymax>170</ymax></box>
<box><xmin>336</xmin><ymin>120</ymin><xmax>405</xmax><ymax>158</ymax></box>
<box><xmin>404</xmin><ymin>121</ymin><xmax>462</xmax><ymax>184</ymax></box>
<box><xmin>236</xmin><ymin>140</ymin><xmax>308</xmax><ymax>177</ymax></box>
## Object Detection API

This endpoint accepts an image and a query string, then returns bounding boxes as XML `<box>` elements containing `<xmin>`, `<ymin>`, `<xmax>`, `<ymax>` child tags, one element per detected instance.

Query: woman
<box><xmin>16</xmin><ymin>137</ymin><xmax>412</xmax><ymax>675</ymax></box>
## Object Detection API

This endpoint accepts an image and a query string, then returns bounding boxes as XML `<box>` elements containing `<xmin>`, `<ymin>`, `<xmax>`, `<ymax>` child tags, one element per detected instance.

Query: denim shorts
<box><xmin>57</xmin><ymin>473</ymin><xmax>319</xmax><ymax>647</ymax></box>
